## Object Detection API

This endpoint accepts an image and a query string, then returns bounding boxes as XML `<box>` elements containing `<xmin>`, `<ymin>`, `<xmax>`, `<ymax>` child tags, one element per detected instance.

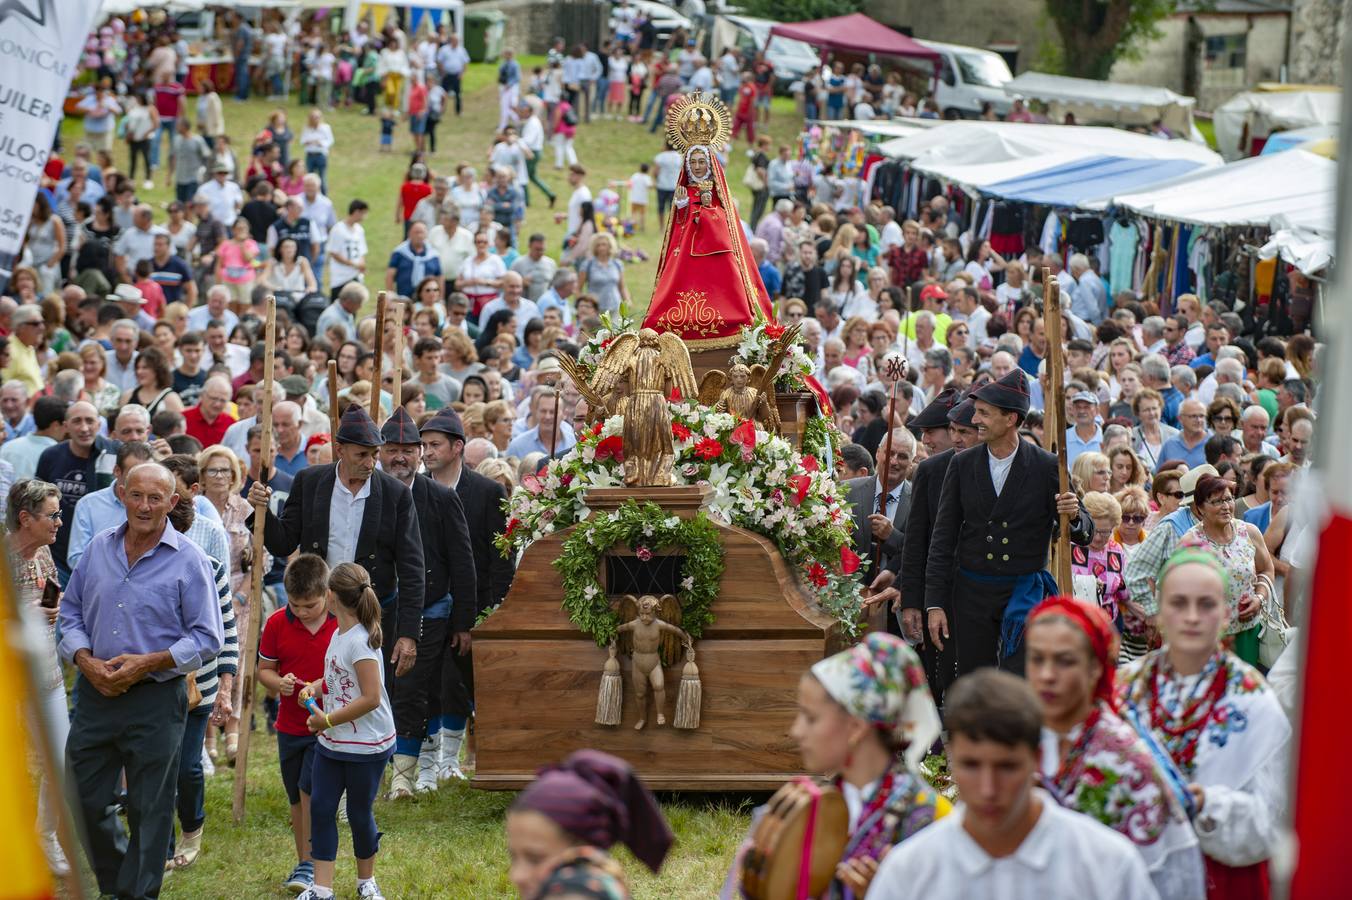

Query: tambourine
<box><xmin>740</xmin><ymin>777</ymin><xmax>848</xmax><ymax>900</ymax></box>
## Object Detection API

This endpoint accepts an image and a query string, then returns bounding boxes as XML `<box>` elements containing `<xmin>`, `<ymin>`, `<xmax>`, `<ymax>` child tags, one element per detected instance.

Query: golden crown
<box><xmin>665</xmin><ymin>92</ymin><xmax>731</xmax><ymax>153</ymax></box>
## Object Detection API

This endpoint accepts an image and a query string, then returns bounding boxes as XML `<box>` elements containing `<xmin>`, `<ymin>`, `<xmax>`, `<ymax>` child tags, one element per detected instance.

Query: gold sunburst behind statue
<box><xmin>665</xmin><ymin>91</ymin><xmax>732</xmax><ymax>153</ymax></box>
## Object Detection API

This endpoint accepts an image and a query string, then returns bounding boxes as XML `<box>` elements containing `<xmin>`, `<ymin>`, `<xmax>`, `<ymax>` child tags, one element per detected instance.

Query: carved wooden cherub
<box><xmin>613</xmin><ymin>593</ymin><xmax>691</xmax><ymax>730</ymax></box>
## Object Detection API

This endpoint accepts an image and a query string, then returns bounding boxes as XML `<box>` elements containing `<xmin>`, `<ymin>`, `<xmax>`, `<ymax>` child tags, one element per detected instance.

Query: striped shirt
<box><xmin>183</xmin><ymin>513</ymin><xmax>238</xmax><ymax>709</ymax></box>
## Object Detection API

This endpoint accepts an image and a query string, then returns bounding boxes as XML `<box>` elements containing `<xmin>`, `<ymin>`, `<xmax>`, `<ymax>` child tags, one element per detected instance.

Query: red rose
<box><xmin>840</xmin><ymin>546</ymin><xmax>861</xmax><ymax>575</ymax></box>
<box><xmin>672</xmin><ymin>421</ymin><xmax>692</xmax><ymax>440</ymax></box>
<box><xmin>802</xmin><ymin>454</ymin><xmax>820</xmax><ymax>473</ymax></box>
<box><xmin>591</xmin><ymin>421</ymin><xmax>604</xmax><ymax>436</ymax></box>
<box><xmin>505</xmin><ymin>517</ymin><xmax>521</xmax><ymax>537</ymax></box>
<box><xmin>764</xmin><ymin>322</ymin><xmax>786</xmax><ymax>339</ymax></box>
<box><xmin>807</xmin><ymin>563</ymin><xmax>828</xmax><ymax>588</ymax></box>
<box><xmin>595</xmin><ymin>435</ymin><xmax>625</xmax><ymax>461</ymax></box>
<box><xmin>787</xmin><ymin>474</ymin><xmax>812</xmax><ymax>505</ymax></box>
<box><xmin>560</xmin><ymin>473</ymin><xmax>574</xmax><ymax>487</ymax></box>
<box><xmin>693</xmin><ymin>437</ymin><xmax>723</xmax><ymax>460</ymax></box>
<box><xmin>669</xmin><ymin>386</ymin><xmax>683</xmax><ymax>402</ymax></box>
<box><xmin>636</xmin><ymin>546</ymin><xmax>653</xmax><ymax>562</ymax></box>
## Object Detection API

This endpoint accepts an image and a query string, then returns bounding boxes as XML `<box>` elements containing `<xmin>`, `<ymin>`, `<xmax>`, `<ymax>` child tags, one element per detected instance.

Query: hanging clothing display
<box><xmin>990</xmin><ymin>201</ymin><xmax>1025</xmax><ymax>256</ymax></box>
<box><xmin>1108</xmin><ymin>219</ymin><xmax>1139</xmax><ymax>295</ymax></box>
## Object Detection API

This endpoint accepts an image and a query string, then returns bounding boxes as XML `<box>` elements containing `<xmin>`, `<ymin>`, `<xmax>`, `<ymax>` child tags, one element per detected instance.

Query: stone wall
<box><xmin>468</xmin><ymin>0</ymin><xmax>608</xmax><ymax>57</ymax></box>
<box><xmin>863</xmin><ymin>0</ymin><xmax>1058</xmax><ymax>72</ymax></box>
<box><xmin>1288</xmin><ymin>0</ymin><xmax>1350</xmax><ymax>84</ymax></box>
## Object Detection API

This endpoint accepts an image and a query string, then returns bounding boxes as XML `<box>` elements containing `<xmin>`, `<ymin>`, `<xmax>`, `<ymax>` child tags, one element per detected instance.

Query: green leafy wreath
<box><xmin>554</xmin><ymin>500</ymin><xmax>725</xmax><ymax>648</ymax></box>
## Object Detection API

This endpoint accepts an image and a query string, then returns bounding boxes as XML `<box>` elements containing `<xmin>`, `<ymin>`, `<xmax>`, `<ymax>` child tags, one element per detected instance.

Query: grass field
<box><xmin>56</xmin><ymin>61</ymin><xmax>806</xmax><ymax>897</ymax></box>
<box><xmin>160</xmin><ymin>738</ymin><xmax>752</xmax><ymax>898</ymax></box>
<box><xmin>60</xmin><ymin>58</ymin><xmax>804</xmax><ymax>316</ymax></box>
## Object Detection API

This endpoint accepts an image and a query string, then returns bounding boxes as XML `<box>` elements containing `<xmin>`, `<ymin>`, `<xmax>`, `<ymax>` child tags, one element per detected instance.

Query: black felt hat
<box><xmin>420</xmin><ymin>409</ymin><xmax>465</xmax><ymax>440</ymax></box>
<box><xmin>336</xmin><ymin>405</ymin><xmax>385</xmax><ymax>447</ymax></box>
<box><xmin>971</xmin><ymin>369</ymin><xmax>1030</xmax><ymax>416</ymax></box>
<box><xmin>911</xmin><ymin>387</ymin><xmax>960</xmax><ymax>430</ymax></box>
<box><xmin>380</xmin><ymin>406</ymin><xmax>421</xmax><ymax>445</ymax></box>
<box><xmin>947</xmin><ymin>398</ymin><xmax>977</xmax><ymax>428</ymax></box>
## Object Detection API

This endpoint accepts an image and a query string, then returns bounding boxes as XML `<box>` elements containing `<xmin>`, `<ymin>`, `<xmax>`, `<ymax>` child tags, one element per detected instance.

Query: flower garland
<box><xmin>497</xmin><ymin>403</ymin><xmax>866</xmax><ymax>635</ymax></box>
<box><xmin>554</xmin><ymin>500</ymin><xmax>725</xmax><ymax>647</ymax></box>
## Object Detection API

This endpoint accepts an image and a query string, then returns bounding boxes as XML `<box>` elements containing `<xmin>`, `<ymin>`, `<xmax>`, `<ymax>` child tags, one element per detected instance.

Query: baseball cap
<box><xmin>919</xmin><ymin>284</ymin><xmax>947</xmax><ymax>302</ymax></box>
<box><xmin>1070</xmin><ymin>390</ymin><xmax>1097</xmax><ymax>405</ymax></box>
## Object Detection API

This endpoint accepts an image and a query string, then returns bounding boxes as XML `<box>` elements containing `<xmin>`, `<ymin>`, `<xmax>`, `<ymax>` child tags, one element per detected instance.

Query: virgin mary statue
<box><xmin>642</xmin><ymin>93</ymin><xmax>775</xmax><ymax>349</ymax></box>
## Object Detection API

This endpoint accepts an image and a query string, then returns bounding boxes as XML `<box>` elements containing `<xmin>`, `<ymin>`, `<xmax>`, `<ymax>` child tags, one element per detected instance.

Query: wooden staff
<box><xmin>327</xmin><ymin>359</ymin><xmax>340</xmax><ymax>437</ymax></box>
<box><xmin>866</xmin><ymin>375</ymin><xmax>902</xmax><ymax>632</ymax></box>
<box><xmin>1041</xmin><ymin>273</ymin><xmax>1073</xmax><ymax>595</ymax></box>
<box><xmin>370</xmin><ymin>291</ymin><xmax>387</xmax><ymax>424</ymax></box>
<box><xmin>548</xmin><ymin>388</ymin><xmax>562</xmax><ymax>460</ymax></box>
<box><xmin>390</xmin><ymin>301</ymin><xmax>405</xmax><ymax>412</ymax></box>
<box><xmin>233</xmin><ymin>295</ymin><xmax>277</xmax><ymax>823</ymax></box>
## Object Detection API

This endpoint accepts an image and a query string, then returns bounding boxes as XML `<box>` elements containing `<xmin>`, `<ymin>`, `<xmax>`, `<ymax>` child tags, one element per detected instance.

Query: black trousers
<box><xmin>441</xmin><ymin>71</ymin><xmax>463</xmax><ymax>115</ymax></box>
<box><xmin>67</xmin><ymin>675</ymin><xmax>187</xmax><ymax>900</ymax></box>
<box><xmin>382</xmin><ymin>611</ymin><xmax>448</xmax><ymax>740</ymax></box>
<box><xmin>428</xmin><ymin>619</ymin><xmax>474</xmax><ymax>723</ymax></box>
<box><xmin>953</xmin><ymin>571</ymin><xmax>1026</xmax><ymax>677</ymax></box>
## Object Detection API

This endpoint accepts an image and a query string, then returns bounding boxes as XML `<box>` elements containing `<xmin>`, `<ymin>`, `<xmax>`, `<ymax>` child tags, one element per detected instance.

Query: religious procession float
<box><xmin>472</xmin><ymin>94</ymin><xmax>873</xmax><ymax>791</ymax></box>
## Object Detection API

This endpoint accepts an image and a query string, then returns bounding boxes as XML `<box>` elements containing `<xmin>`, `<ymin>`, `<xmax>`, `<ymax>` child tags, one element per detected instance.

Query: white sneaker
<box><xmin>42</xmin><ymin>831</ymin><xmax>69</xmax><ymax>876</ymax></box>
<box><xmin>201</xmin><ymin>745</ymin><xmax>215</xmax><ymax>777</ymax></box>
<box><xmin>357</xmin><ymin>879</ymin><xmax>385</xmax><ymax>899</ymax></box>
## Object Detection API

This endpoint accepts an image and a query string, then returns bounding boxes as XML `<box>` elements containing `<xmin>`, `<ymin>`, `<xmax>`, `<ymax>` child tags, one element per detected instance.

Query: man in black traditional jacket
<box><xmin>925</xmin><ymin>370</ymin><xmax>1092</xmax><ymax>676</ymax></box>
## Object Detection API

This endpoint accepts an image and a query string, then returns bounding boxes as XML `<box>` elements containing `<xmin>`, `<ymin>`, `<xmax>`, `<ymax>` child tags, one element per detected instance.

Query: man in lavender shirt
<box><xmin>60</xmin><ymin>462</ymin><xmax>222</xmax><ymax>900</ymax></box>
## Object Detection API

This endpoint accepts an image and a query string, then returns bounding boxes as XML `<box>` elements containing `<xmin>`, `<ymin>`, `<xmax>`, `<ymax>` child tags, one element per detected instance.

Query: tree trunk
<box><xmin>1046</xmin><ymin>0</ymin><xmax>1139</xmax><ymax>80</ymax></box>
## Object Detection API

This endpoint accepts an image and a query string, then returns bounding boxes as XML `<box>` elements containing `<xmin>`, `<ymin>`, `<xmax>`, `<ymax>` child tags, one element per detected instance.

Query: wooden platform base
<box><xmin>472</xmin><ymin>490</ymin><xmax>845</xmax><ymax>792</ymax></box>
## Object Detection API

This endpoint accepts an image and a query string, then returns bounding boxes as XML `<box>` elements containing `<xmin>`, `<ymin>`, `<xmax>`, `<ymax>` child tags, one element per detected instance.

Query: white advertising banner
<box><xmin>0</xmin><ymin>0</ymin><xmax>103</xmax><ymax>288</ymax></box>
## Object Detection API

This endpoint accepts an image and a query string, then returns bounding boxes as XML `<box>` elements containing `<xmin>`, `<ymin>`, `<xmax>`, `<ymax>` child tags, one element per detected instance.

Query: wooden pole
<box><xmin>548</xmin><ymin>388</ymin><xmax>561</xmax><ymax>459</ymax></box>
<box><xmin>233</xmin><ymin>295</ymin><xmax>277</xmax><ymax>825</ymax></box>
<box><xmin>390</xmin><ymin>301</ymin><xmax>405</xmax><ymax>413</ymax></box>
<box><xmin>865</xmin><ymin>378</ymin><xmax>901</xmax><ymax>633</ymax></box>
<box><xmin>902</xmin><ymin>285</ymin><xmax>912</xmax><ymax>362</ymax></box>
<box><xmin>371</xmin><ymin>292</ymin><xmax>387</xmax><ymax>424</ymax></box>
<box><xmin>1041</xmin><ymin>272</ymin><xmax>1073</xmax><ymax>596</ymax></box>
<box><xmin>327</xmin><ymin>359</ymin><xmax>340</xmax><ymax>437</ymax></box>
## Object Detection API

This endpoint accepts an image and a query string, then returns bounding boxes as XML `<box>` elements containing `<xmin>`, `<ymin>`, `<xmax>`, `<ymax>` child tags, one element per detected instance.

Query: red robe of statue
<box><xmin>642</xmin><ymin>149</ymin><xmax>774</xmax><ymax>349</ymax></box>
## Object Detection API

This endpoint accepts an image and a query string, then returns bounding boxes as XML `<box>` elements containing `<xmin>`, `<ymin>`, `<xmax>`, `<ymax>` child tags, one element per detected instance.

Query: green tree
<box><xmin>734</xmin><ymin>0</ymin><xmax>864</xmax><ymax>22</ymax></box>
<box><xmin>1043</xmin><ymin>0</ymin><xmax>1179</xmax><ymax>79</ymax></box>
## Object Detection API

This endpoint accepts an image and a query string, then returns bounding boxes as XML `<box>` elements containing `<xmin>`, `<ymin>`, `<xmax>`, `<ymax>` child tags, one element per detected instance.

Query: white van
<box><xmin>913</xmin><ymin>40</ymin><xmax>1014</xmax><ymax>119</ymax></box>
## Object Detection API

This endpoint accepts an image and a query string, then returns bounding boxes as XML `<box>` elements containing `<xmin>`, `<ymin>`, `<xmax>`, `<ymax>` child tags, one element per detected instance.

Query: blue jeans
<box><xmin>173</xmin><ymin>705</ymin><xmax>210</xmax><ymax>837</ymax></box>
<box><xmin>305</xmin><ymin>151</ymin><xmax>328</xmax><ymax>193</ymax></box>
<box><xmin>235</xmin><ymin>58</ymin><xmax>251</xmax><ymax>100</ymax></box>
<box><xmin>152</xmin><ymin>119</ymin><xmax>175</xmax><ymax>169</ymax></box>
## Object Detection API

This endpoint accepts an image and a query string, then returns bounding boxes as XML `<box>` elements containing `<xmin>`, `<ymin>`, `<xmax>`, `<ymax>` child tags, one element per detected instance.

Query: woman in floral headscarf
<box><xmin>1026</xmin><ymin>595</ymin><xmax>1205</xmax><ymax>899</ymax></box>
<box><xmin>1117</xmin><ymin>546</ymin><xmax>1290</xmax><ymax>900</ymax></box>
<box><xmin>727</xmin><ymin>633</ymin><xmax>946</xmax><ymax>899</ymax></box>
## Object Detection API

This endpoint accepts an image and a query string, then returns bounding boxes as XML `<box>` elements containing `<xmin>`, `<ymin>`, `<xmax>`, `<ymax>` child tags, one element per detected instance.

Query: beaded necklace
<box><xmin>1145</xmin><ymin>652</ymin><xmax>1228</xmax><ymax>776</ymax></box>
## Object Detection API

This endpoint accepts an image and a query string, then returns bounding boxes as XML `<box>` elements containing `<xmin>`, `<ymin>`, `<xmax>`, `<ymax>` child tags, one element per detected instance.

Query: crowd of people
<box><xmin>11</xmin><ymin>6</ymin><xmax>1320</xmax><ymax>900</ymax></box>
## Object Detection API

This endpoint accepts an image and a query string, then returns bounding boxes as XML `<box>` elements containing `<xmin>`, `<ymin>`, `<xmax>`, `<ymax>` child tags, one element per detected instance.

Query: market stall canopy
<box><xmin>1005</xmin><ymin>71</ymin><xmax>1198</xmax><ymax>139</ymax></box>
<box><xmin>1105</xmin><ymin>149</ymin><xmax>1335</xmax><ymax>236</ymax></box>
<box><xmin>875</xmin><ymin>121</ymin><xmax>1220</xmax><ymax>192</ymax></box>
<box><xmin>1212</xmin><ymin>90</ymin><xmax>1341</xmax><ymax>161</ymax></box>
<box><xmin>807</xmin><ymin>118</ymin><xmax>942</xmax><ymax>139</ymax></box>
<box><xmin>983</xmin><ymin>155</ymin><xmax>1207</xmax><ymax>207</ymax></box>
<box><xmin>344</xmin><ymin>0</ymin><xmax>464</xmax><ymax>36</ymax></box>
<box><xmin>1258</xmin><ymin>223</ymin><xmax>1333</xmax><ymax>277</ymax></box>
<box><xmin>768</xmin><ymin>14</ymin><xmax>940</xmax><ymax>63</ymax></box>
<box><xmin>1259</xmin><ymin>124</ymin><xmax>1338</xmax><ymax>156</ymax></box>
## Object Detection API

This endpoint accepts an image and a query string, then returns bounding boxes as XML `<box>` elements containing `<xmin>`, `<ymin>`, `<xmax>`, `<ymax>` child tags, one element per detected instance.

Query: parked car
<box><xmin>913</xmin><ymin>40</ymin><xmax>1015</xmax><ymax>119</ymax></box>
<box><xmin>612</xmin><ymin>0</ymin><xmax>693</xmax><ymax>48</ymax></box>
<box><xmin>716</xmin><ymin>15</ymin><xmax>818</xmax><ymax>95</ymax></box>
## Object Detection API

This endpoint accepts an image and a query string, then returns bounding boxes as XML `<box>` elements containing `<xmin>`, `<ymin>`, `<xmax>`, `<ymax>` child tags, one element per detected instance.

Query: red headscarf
<box><xmin>1028</xmin><ymin>596</ymin><xmax>1119</xmax><ymax>707</ymax></box>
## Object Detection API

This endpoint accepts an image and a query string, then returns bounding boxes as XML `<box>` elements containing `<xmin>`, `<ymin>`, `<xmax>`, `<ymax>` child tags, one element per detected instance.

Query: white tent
<box><xmin>1106</xmin><ymin>149</ymin><xmax>1335</xmax><ymax>234</ymax></box>
<box><xmin>1005</xmin><ymin>71</ymin><xmax>1198</xmax><ymax>139</ymax></box>
<box><xmin>1259</xmin><ymin>224</ymin><xmax>1333</xmax><ymax>277</ymax></box>
<box><xmin>808</xmin><ymin>118</ymin><xmax>942</xmax><ymax>140</ymax></box>
<box><xmin>1212</xmin><ymin>90</ymin><xmax>1341</xmax><ymax>161</ymax></box>
<box><xmin>875</xmin><ymin>121</ymin><xmax>1220</xmax><ymax>192</ymax></box>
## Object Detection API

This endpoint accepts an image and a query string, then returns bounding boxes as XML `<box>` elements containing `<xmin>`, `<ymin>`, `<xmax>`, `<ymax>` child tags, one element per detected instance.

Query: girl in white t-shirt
<box><xmin>298</xmin><ymin>562</ymin><xmax>395</xmax><ymax>900</ymax></box>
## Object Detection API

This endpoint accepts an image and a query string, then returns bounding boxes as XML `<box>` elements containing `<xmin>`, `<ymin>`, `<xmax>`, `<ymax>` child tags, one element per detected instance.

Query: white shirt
<box><xmin>318</xmin><ymin>623</ymin><xmax>396</xmax><ymax>757</ymax></box>
<box><xmin>327</xmin><ymin>220</ymin><xmax>368</xmax><ymax>288</ymax></box>
<box><xmin>567</xmin><ymin>185</ymin><xmax>593</xmax><ymax>237</ymax></box>
<box><xmin>628</xmin><ymin>171</ymin><xmax>652</xmax><ymax>206</ymax></box>
<box><xmin>519</xmin><ymin>115</ymin><xmax>545</xmax><ymax>153</ymax></box>
<box><xmin>327</xmin><ymin>466</ymin><xmax>370</xmax><ymax>570</ymax></box>
<box><xmin>879</xmin><ymin>220</ymin><xmax>903</xmax><ymax>253</ymax></box>
<box><xmin>478</xmin><ymin>296</ymin><xmax>541</xmax><ymax>342</ymax></box>
<box><xmin>988</xmin><ymin>445</ymin><xmax>1017</xmax><ymax>496</ymax></box>
<box><xmin>300</xmin><ymin>123</ymin><xmax>335</xmax><ymax>156</ymax></box>
<box><xmin>429</xmin><ymin>224</ymin><xmax>475</xmax><ymax>281</ymax></box>
<box><xmin>865</xmin><ymin>793</ymin><xmax>1159</xmax><ymax>900</ymax></box>
<box><xmin>654</xmin><ymin>151</ymin><xmax>683</xmax><ymax>192</ymax></box>
<box><xmin>198</xmin><ymin>178</ymin><xmax>243</xmax><ymax>227</ymax></box>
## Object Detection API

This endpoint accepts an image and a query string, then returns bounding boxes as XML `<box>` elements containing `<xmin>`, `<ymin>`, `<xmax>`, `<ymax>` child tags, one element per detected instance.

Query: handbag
<box><xmin>742</xmin><ymin>164</ymin><xmax>765</xmax><ymax>192</ymax></box>
<box><xmin>1257</xmin><ymin>582</ymin><xmax>1292</xmax><ymax>670</ymax></box>
<box><xmin>186</xmin><ymin>673</ymin><xmax>203</xmax><ymax>710</ymax></box>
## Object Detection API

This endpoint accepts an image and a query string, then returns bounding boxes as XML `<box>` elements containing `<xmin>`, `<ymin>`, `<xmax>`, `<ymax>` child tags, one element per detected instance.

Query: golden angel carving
<box><xmin>556</xmin><ymin>328</ymin><xmax>698</xmax><ymax>487</ymax></box>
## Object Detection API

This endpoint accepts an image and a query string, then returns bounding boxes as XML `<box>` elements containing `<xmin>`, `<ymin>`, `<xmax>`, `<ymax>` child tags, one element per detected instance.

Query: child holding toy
<box><xmin>296</xmin><ymin>562</ymin><xmax>396</xmax><ymax>900</ymax></box>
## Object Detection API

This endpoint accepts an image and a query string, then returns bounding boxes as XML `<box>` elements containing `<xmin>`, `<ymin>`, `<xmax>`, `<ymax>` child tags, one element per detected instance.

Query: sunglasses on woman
<box><xmin>1121</xmin><ymin>513</ymin><xmax>1147</xmax><ymax>524</ymax></box>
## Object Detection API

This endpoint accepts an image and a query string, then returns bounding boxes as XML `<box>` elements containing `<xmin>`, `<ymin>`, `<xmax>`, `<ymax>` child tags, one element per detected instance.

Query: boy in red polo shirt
<box><xmin>258</xmin><ymin>554</ymin><xmax>339</xmax><ymax>894</ymax></box>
